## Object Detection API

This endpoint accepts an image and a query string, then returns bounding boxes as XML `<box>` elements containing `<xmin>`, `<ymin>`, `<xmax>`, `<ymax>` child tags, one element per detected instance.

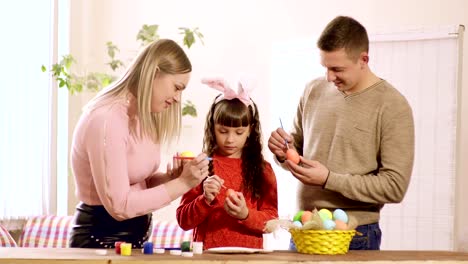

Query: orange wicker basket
<box><xmin>289</xmin><ymin>229</ymin><xmax>356</xmax><ymax>255</ymax></box>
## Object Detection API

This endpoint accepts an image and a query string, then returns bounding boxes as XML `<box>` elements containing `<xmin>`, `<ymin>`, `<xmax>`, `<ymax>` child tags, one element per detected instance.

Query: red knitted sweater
<box><xmin>176</xmin><ymin>154</ymin><xmax>278</xmax><ymax>249</ymax></box>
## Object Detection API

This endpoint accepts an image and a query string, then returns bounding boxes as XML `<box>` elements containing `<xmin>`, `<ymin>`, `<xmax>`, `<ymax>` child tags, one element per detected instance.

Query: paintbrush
<box><xmin>279</xmin><ymin>118</ymin><xmax>289</xmax><ymax>149</ymax></box>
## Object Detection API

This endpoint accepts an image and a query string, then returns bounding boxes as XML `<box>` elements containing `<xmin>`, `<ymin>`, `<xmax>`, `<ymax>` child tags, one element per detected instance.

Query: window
<box><xmin>0</xmin><ymin>0</ymin><xmax>66</xmax><ymax>224</ymax></box>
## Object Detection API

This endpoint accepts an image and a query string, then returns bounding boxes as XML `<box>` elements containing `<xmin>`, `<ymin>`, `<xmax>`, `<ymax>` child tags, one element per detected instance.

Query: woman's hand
<box><xmin>224</xmin><ymin>191</ymin><xmax>249</xmax><ymax>220</ymax></box>
<box><xmin>169</xmin><ymin>152</ymin><xmax>185</xmax><ymax>178</ymax></box>
<box><xmin>178</xmin><ymin>153</ymin><xmax>210</xmax><ymax>188</ymax></box>
<box><xmin>203</xmin><ymin>175</ymin><xmax>224</xmax><ymax>204</ymax></box>
<box><xmin>165</xmin><ymin>162</ymin><xmax>180</xmax><ymax>181</ymax></box>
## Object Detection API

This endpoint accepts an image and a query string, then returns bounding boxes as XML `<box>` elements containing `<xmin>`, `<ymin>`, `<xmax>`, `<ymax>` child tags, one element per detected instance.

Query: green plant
<box><xmin>43</xmin><ymin>24</ymin><xmax>203</xmax><ymax>117</ymax></box>
<box><xmin>182</xmin><ymin>100</ymin><xmax>197</xmax><ymax>117</ymax></box>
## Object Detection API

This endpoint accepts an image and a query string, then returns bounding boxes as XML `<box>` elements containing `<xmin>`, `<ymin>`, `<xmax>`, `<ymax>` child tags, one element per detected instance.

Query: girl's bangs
<box><xmin>213</xmin><ymin>101</ymin><xmax>250</xmax><ymax>128</ymax></box>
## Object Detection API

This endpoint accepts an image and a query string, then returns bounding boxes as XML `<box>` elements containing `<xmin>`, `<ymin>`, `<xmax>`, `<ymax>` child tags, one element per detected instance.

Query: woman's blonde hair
<box><xmin>85</xmin><ymin>39</ymin><xmax>192</xmax><ymax>144</ymax></box>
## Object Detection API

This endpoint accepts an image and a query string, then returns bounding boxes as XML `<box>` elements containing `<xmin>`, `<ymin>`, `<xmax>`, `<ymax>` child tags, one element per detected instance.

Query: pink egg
<box><xmin>334</xmin><ymin>219</ymin><xmax>348</xmax><ymax>230</ymax></box>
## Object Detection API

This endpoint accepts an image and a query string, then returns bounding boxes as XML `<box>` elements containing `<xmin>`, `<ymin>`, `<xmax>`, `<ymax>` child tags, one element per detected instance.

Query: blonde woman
<box><xmin>69</xmin><ymin>39</ymin><xmax>209</xmax><ymax>248</ymax></box>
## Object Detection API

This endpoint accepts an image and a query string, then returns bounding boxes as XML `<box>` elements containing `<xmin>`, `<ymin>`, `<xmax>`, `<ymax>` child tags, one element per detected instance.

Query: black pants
<box><xmin>69</xmin><ymin>202</ymin><xmax>152</xmax><ymax>248</ymax></box>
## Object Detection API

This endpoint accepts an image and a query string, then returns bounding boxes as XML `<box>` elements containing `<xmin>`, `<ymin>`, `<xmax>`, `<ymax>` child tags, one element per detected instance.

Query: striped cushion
<box><xmin>18</xmin><ymin>215</ymin><xmax>73</xmax><ymax>248</ymax></box>
<box><xmin>0</xmin><ymin>224</ymin><xmax>17</xmax><ymax>247</ymax></box>
<box><xmin>149</xmin><ymin>220</ymin><xmax>192</xmax><ymax>249</ymax></box>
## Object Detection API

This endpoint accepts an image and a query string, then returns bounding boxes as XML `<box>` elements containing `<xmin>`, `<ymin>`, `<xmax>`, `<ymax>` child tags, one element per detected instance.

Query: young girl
<box><xmin>176</xmin><ymin>77</ymin><xmax>278</xmax><ymax>249</ymax></box>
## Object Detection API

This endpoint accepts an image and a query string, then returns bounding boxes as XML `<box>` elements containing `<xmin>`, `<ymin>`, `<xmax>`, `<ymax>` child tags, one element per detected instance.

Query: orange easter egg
<box><xmin>334</xmin><ymin>219</ymin><xmax>348</xmax><ymax>230</ymax></box>
<box><xmin>301</xmin><ymin>210</ymin><xmax>313</xmax><ymax>224</ymax></box>
<box><xmin>286</xmin><ymin>149</ymin><xmax>300</xmax><ymax>164</ymax></box>
<box><xmin>226</xmin><ymin>188</ymin><xmax>235</xmax><ymax>197</ymax></box>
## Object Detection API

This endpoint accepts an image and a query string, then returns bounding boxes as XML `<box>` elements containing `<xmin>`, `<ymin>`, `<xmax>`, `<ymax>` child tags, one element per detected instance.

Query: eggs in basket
<box><xmin>265</xmin><ymin>208</ymin><xmax>357</xmax><ymax>255</ymax></box>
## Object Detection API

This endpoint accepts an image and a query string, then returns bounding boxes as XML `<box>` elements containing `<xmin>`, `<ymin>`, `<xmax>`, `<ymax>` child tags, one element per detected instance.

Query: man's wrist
<box><xmin>322</xmin><ymin>170</ymin><xmax>330</xmax><ymax>188</ymax></box>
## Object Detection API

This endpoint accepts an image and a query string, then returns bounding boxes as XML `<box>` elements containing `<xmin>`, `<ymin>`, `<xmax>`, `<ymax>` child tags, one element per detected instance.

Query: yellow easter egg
<box><xmin>180</xmin><ymin>151</ymin><xmax>195</xmax><ymax>157</ymax></box>
<box><xmin>318</xmin><ymin>208</ymin><xmax>333</xmax><ymax>221</ymax></box>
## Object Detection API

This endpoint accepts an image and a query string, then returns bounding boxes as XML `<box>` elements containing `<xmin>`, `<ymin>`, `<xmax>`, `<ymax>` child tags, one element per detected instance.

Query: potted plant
<box><xmin>42</xmin><ymin>24</ymin><xmax>204</xmax><ymax>117</ymax></box>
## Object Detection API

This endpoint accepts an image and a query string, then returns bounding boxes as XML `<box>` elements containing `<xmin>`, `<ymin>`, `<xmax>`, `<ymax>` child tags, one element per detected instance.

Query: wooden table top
<box><xmin>1</xmin><ymin>248</ymin><xmax>468</xmax><ymax>264</ymax></box>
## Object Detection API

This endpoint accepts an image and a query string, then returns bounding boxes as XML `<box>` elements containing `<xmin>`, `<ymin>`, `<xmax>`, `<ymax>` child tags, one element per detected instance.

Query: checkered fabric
<box><xmin>0</xmin><ymin>224</ymin><xmax>17</xmax><ymax>247</ymax></box>
<box><xmin>149</xmin><ymin>220</ymin><xmax>193</xmax><ymax>248</ymax></box>
<box><xmin>18</xmin><ymin>215</ymin><xmax>73</xmax><ymax>248</ymax></box>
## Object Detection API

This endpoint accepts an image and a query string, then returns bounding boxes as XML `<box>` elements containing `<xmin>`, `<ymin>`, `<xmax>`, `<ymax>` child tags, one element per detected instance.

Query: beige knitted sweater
<box><xmin>287</xmin><ymin>77</ymin><xmax>414</xmax><ymax>225</ymax></box>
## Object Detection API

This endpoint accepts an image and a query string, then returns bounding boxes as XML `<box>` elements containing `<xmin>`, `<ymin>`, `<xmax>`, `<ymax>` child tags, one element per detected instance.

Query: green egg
<box><xmin>293</xmin><ymin>210</ymin><xmax>304</xmax><ymax>222</ymax></box>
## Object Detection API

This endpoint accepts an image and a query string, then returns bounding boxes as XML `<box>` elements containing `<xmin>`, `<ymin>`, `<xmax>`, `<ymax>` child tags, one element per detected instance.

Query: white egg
<box><xmin>333</xmin><ymin>209</ymin><xmax>348</xmax><ymax>223</ymax></box>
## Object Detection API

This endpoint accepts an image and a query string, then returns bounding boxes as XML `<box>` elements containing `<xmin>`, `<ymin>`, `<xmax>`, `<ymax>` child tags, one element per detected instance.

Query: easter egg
<box><xmin>333</xmin><ymin>209</ymin><xmax>348</xmax><ymax>223</ymax></box>
<box><xmin>180</xmin><ymin>151</ymin><xmax>195</xmax><ymax>157</ymax></box>
<box><xmin>318</xmin><ymin>209</ymin><xmax>333</xmax><ymax>221</ymax></box>
<box><xmin>323</xmin><ymin>219</ymin><xmax>336</xmax><ymax>230</ymax></box>
<box><xmin>293</xmin><ymin>210</ymin><xmax>304</xmax><ymax>222</ymax></box>
<box><xmin>286</xmin><ymin>149</ymin><xmax>300</xmax><ymax>164</ymax></box>
<box><xmin>301</xmin><ymin>210</ymin><xmax>313</xmax><ymax>224</ymax></box>
<box><xmin>226</xmin><ymin>188</ymin><xmax>235</xmax><ymax>197</ymax></box>
<box><xmin>292</xmin><ymin>220</ymin><xmax>303</xmax><ymax>228</ymax></box>
<box><xmin>334</xmin><ymin>219</ymin><xmax>348</xmax><ymax>230</ymax></box>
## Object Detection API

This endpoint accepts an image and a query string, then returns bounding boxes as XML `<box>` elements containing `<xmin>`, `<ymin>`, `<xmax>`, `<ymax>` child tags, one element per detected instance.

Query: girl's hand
<box><xmin>203</xmin><ymin>175</ymin><xmax>224</xmax><ymax>204</ymax></box>
<box><xmin>178</xmin><ymin>153</ymin><xmax>210</xmax><ymax>188</ymax></box>
<box><xmin>224</xmin><ymin>191</ymin><xmax>249</xmax><ymax>220</ymax></box>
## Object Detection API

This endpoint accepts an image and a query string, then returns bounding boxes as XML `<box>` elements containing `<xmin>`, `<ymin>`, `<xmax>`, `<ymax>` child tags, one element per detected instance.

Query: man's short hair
<box><xmin>317</xmin><ymin>16</ymin><xmax>369</xmax><ymax>61</ymax></box>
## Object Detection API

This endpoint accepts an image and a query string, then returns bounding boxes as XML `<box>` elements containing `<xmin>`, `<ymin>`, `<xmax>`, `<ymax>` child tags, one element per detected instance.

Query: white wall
<box><xmin>68</xmin><ymin>0</ymin><xmax>468</xmax><ymax>251</ymax></box>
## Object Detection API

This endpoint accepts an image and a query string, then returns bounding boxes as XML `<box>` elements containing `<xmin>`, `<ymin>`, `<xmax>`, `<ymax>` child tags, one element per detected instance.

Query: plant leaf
<box><xmin>137</xmin><ymin>24</ymin><xmax>160</xmax><ymax>45</ymax></box>
<box><xmin>182</xmin><ymin>100</ymin><xmax>197</xmax><ymax>117</ymax></box>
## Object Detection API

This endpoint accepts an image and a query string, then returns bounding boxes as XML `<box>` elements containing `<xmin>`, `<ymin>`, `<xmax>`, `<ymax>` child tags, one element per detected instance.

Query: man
<box><xmin>268</xmin><ymin>16</ymin><xmax>414</xmax><ymax>250</ymax></box>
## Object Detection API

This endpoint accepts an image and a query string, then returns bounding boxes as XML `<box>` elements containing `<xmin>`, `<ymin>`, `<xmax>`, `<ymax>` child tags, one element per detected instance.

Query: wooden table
<box><xmin>1</xmin><ymin>248</ymin><xmax>468</xmax><ymax>264</ymax></box>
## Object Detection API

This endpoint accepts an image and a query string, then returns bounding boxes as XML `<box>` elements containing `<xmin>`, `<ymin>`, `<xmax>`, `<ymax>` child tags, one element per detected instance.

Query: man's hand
<box><xmin>286</xmin><ymin>157</ymin><xmax>329</xmax><ymax>186</ymax></box>
<box><xmin>268</xmin><ymin>128</ymin><xmax>293</xmax><ymax>161</ymax></box>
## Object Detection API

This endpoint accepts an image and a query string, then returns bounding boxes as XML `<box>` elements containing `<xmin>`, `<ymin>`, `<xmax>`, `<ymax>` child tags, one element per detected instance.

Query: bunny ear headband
<box><xmin>201</xmin><ymin>76</ymin><xmax>255</xmax><ymax>108</ymax></box>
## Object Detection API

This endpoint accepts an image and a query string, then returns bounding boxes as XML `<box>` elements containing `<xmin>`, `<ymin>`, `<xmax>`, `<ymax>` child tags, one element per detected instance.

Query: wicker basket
<box><xmin>289</xmin><ymin>229</ymin><xmax>356</xmax><ymax>255</ymax></box>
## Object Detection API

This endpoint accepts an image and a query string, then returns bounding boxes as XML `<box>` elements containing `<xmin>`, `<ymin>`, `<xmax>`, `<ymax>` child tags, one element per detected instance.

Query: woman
<box><xmin>69</xmin><ymin>39</ymin><xmax>210</xmax><ymax>248</ymax></box>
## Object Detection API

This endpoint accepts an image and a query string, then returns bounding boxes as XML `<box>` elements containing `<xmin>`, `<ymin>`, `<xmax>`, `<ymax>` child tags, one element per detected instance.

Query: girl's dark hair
<box><xmin>203</xmin><ymin>96</ymin><xmax>265</xmax><ymax>198</ymax></box>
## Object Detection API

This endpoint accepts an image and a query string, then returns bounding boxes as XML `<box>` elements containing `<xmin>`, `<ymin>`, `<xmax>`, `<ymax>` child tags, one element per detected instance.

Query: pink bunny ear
<box><xmin>201</xmin><ymin>78</ymin><xmax>231</xmax><ymax>93</ymax></box>
<box><xmin>201</xmin><ymin>75</ymin><xmax>255</xmax><ymax>107</ymax></box>
<box><xmin>236</xmin><ymin>75</ymin><xmax>255</xmax><ymax>105</ymax></box>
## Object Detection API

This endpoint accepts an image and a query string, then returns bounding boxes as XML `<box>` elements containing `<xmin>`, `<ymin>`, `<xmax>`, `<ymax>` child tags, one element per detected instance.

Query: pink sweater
<box><xmin>71</xmin><ymin>99</ymin><xmax>171</xmax><ymax>221</ymax></box>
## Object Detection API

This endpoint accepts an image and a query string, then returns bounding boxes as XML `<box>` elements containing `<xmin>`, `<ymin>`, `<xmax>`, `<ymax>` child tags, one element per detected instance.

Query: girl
<box><xmin>176</xmin><ymin>77</ymin><xmax>278</xmax><ymax>249</ymax></box>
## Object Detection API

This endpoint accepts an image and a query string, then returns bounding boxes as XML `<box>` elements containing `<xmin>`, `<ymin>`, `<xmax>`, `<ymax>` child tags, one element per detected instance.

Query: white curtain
<box><xmin>0</xmin><ymin>0</ymin><xmax>54</xmax><ymax>223</ymax></box>
<box><xmin>371</xmin><ymin>26</ymin><xmax>462</xmax><ymax>250</ymax></box>
<box><xmin>270</xmin><ymin>26</ymin><xmax>462</xmax><ymax>250</ymax></box>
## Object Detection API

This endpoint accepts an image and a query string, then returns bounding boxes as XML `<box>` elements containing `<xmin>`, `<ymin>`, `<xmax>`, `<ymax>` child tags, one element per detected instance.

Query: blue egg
<box><xmin>323</xmin><ymin>219</ymin><xmax>336</xmax><ymax>230</ymax></box>
<box><xmin>333</xmin><ymin>209</ymin><xmax>348</xmax><ymax>223</ymax></box>
<box><xmin>293</xmin><ymin>220</ymin><xmax>303</xmax><ymax>228</ymax></box>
